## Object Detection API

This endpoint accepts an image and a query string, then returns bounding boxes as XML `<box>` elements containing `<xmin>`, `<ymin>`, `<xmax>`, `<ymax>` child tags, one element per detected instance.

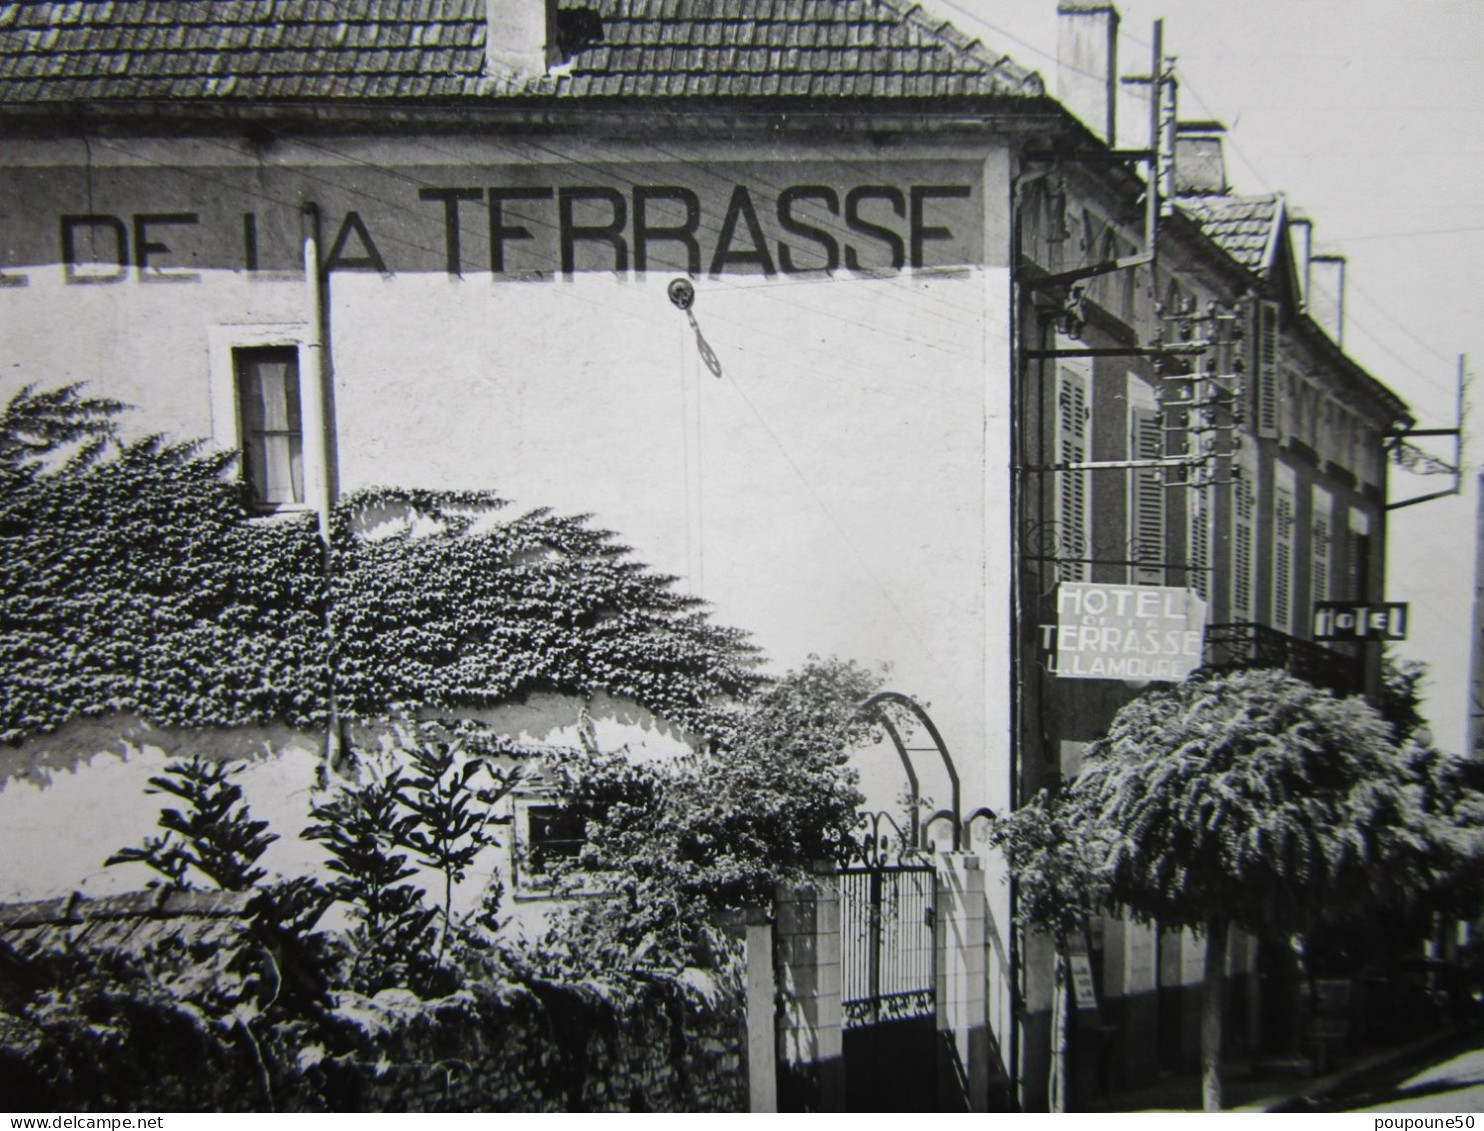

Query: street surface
<box><xmin>1339</xmin><ymin>1037</ymin><xmax>1484</xmax><ymax>1113</ymax></box>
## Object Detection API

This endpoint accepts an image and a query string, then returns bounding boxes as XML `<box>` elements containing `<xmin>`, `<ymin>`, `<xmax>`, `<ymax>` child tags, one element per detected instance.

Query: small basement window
<box><xmin>514</xmin><ymin>802</ymin><xmax>591</xmax><ymax>894</ymax></box>
<box><xmin>235</xmin><ymin>346</ymin><xmax>303</xmax><ymax>509</ymax></box>
<box><xmin>526</xmin><ymin>805</ymin><xmax>587</xmax><ymax>873</ymax></box>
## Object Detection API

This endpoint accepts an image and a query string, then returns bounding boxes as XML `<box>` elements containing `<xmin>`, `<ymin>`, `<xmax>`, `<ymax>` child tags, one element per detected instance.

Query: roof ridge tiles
<box><xmin>0</xmin><ymin>0</ymin><xmax>1044</xmax><ymax>103</ymax></box>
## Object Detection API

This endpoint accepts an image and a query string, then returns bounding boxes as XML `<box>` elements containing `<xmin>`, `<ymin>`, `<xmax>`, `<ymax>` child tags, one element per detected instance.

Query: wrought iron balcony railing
<box><xmin>1204</xmin><ymin>622</ymin><xmax>1365</xmax><ymax>698</ymax></box>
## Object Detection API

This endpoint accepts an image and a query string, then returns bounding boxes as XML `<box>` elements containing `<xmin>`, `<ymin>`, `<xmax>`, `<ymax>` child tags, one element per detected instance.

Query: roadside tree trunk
<box><xmin>1050</xmin><ymin>949</ymin><xmax>1070</xmax><ymax>1112</ymax></box>
<box><xmin>1201</xmin><ymin>917</ymin><xmax>1229</xmax><ymax>1112</ymax></box>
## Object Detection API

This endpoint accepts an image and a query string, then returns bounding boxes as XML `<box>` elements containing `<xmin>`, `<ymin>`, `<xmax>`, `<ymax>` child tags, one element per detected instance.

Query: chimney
<box><xmin>1309</xmin><ymin>254</ymin><xmax>1347</xmax><ymax>345</ymax></box>
<box><xmin>1173</xmin><ymin>121</ymin><xmax>1228</xmax><ymax>195</ymax></box>
<box><xmin>1289</xmin><ymin>214</ymin><xmax>1313</xmax><ymax>308</ymax></box>
<box><xmin>1057</xmin><ymin>3</ymin><xmax>1119</xmax><ymax>146</ymax></box>
<box><xmin>486</xmin><ymin>0</ymin><xmax>556</xmax><ymax>79</ymax></box>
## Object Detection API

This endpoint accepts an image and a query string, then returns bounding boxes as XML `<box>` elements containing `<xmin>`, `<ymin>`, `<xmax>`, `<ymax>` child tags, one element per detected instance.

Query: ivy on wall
<box><xmin>0</xmin><ymin>385</ymin><xmax>761</xmax><ymax>744</ymax></box>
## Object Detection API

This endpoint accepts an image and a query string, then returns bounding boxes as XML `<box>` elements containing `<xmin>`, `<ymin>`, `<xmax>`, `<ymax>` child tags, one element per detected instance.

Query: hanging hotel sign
<box><xmin>1044</xmin><ymin>583</ymin><xmax>1207</xmax><ymax>682</ymax></box>
<box><xmin>1311</xmin><ymin>601</ymin><xmax>1409</xmax><ymax>641</ymax></box>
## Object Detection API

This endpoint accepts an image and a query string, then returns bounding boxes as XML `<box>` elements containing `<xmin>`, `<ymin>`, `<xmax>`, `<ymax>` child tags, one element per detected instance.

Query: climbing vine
<box><xmin>0</xmin><ymin>384</ymin><xmax>761</xmax><ymax>744</ymax></box>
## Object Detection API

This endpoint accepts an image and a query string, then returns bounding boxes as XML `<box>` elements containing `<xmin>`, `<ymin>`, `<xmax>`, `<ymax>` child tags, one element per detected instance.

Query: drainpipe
<box><xmin>301</xmin><ymin>203</ymin><xmax>344</xmax><ymax>773</ymax></box>
<box><xmin>301</xmin><ymin>203</ymin><xmax>334</xmax><ymax>541</ymax></box>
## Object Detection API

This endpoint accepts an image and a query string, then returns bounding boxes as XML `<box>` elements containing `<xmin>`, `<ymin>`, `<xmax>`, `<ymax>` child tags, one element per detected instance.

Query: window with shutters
<box><xmin>1311</xmin><ymin>487</ymin><xmax>1333</xmax><ymax>606</ymax></box>
<box><xmin>234</xmin><ymin>346</ymin><xmax>304</xmax><ymax>509</ymax></box>
<box><xmin>1254</xmin><ymin>300</ymin><xmax>1280</xmax><ymax>439</ymax></box>
<box><xmin>1055</xmin><ymin>366</ymin><xmax>1092</xmax><ymax>582</ymax></box>
<box><xmin>1188</xmin><ymin>488</ymin><xmax>1212</xmax><ymax>601</ymax></box>
<box><xmin>1129</xmin><ymin>400</ymin><xmax>1165</xmax><ymax>584</ymax></box>
<box><xmin>1273</xmin><ymin>478</ymin><xmax>1297</xmax><ymax>634</ymax></box>
<box><xmin>1232</xmin><ymin>467</ymin><xmax>1257</xmax><ymax>622</ymax></box>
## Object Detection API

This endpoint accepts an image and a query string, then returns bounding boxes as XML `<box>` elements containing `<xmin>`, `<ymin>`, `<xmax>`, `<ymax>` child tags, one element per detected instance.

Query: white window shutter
<box><xmin>1188</xmin><ymin>488</ymin><xmax>1211</xmax><ymax>601</ymax></box>
<box><xmin>1056</xmin><ymin>367</ymin><xmax>1091</xmax><ymax>582</ymax></box>
<box><xmin>1273</xmin><ymin>482</ymin><xmax>1296</xmax><ymax>633</ymax></box>
<box><xmin>1254</xmin><ymin>300</ymin><xmax>1281</xmax><ymax>439</ymax></box>
<box><xmin>1232</xmin><ymin>471</ymin><xmax>1257</xmax><ymax>622</ymax></box>
<box><xmin>1311</xmin><ymin>487</ymin><xmax>1333</xmax><ymax>606</ymax></box>
<box><xmin>1130</xmin><ymin>405</ymin><xmax>1165</xmax><ymax>584</ymax></box>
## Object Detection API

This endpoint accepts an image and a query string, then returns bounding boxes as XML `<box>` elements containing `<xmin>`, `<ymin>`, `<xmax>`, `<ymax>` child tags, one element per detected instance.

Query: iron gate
<box><xmin>840</xmin><ymin>863</ymin><xmax>937</xmax><ymax>1110</ymax></box>
<box><xmin>841</xmin><ymin>864</ymin><xmax>937</xmax><ymax>1025</ymax></box>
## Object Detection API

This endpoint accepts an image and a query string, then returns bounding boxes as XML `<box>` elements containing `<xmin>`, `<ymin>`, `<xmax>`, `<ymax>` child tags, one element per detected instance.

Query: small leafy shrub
<box><xmin>106</xmin><ymin>757</ymin><xmax>277</xmax><ymax>891</ymax></box>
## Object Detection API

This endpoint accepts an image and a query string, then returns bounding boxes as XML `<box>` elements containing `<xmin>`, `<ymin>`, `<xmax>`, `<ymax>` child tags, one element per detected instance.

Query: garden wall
<box><xmin>0</xmin><ymin>891</ymin><xmax>747</xmax><ymax>1112</ymax></box>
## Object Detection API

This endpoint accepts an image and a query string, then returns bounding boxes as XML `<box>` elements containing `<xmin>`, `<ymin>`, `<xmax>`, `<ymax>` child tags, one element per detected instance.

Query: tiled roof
<box><xmin>1176</xmin><ymin>192</ymin><xmax>1281</xmax><ymax>273</ymax></box>
<box><xmin>0</xmin><ymin>889</ymin><xmax>251</xmax><ymax>964</ymax></box>
<box><xmin>0</xmin><ymin>0</ymin><xmax>1043</xmax><ymax>104</ymax></box>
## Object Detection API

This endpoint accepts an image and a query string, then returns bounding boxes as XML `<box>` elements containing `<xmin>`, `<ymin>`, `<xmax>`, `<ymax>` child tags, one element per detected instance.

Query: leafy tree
<box><xmin>1071</xmin><ymin>668</ymin><xmax>1478</xmax><ymax>1111</ymax></box>
<box><xmin>391</xmin><ymin>729</ymin><xmax>516</xmax><ymax>963</ymax></box>
<box><xmin>300</xmin><ymin>726</ymin><xmax>518</xmax><ymax>992</ymax></box>
<box><xmin>986</xmin><ymin>788</ymin><xmax>1109</xmax><ymax>1112</ymax></box>
<box><xmin>303</xmin><ymin>766</ymin><xmax>440</xmax><ymax>995</ymax></box>
<box><xmin>1379</xmin><ymin>647</ymin><xmax>1430</xmax><ymax>744</ymax></box>
<box><xmin>526</xmin><ymin>657</ymin><xmax>874</xmax><ymax>974</ymax></box>
<box><xmin>106</xmin><ymin>757</ymin><xmax>277</xmax><ymax>891</ymax></box>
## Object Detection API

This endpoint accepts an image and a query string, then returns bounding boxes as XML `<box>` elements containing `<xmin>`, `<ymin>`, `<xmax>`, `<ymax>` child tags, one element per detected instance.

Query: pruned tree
<box><xmin>1071</xmin><ymin>668</ymin><xmax>1478</xmax><ymax>1111</ymax></box>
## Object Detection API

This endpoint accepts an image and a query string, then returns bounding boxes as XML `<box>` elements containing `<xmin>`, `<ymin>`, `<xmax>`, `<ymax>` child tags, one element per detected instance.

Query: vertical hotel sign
<box><xmin>1044</xmin><ymin>583</ymin><xmax>1207</xmax><ymax>682</ymax></box>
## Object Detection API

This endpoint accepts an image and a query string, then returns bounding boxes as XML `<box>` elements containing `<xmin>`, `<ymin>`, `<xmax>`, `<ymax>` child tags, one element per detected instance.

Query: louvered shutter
<box><xmin>1254</xmin><ymin>300</ymin><xmax>1280</xmax><ymax>439</ymax></box>
<box><xmin>1232</xmin><ymin>472</ymin><xmax>1257</xmax><ymax>621</ymax></box>
<box><xmin>1311</xmin><ymin>488</ymin><xmax>1333</xmax><ymax>606</ymax></box>
<box><xmin>1056</xmin><ymin>367</ymin><xmax>1091</xmax><ymax>582</ymax></box>
<box><xmin>1273</xmin><ymin>482</ymin><xmax>1296</xmax><ymax>633</ymax></box>
<box><xmin>1189</xmin><ymin>488</ymin><xmax>1211</xmax><ymax>601</ymax></box>
<box><xmin>1130</xmin><ymin>406</ymin><xmax>1165</xmax><ymax>584</ymax></box>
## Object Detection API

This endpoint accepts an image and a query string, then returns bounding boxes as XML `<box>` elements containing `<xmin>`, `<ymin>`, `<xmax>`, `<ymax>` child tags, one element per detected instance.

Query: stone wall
<box><xmin>0</xmin><ymin>891</ymin><xmax>748</xmax><ymax>1113</ymax></box>
<box><xmin>311</xmin><ymin>975</ymin><xmax>747</xmax><ymax>1113</ymax></box>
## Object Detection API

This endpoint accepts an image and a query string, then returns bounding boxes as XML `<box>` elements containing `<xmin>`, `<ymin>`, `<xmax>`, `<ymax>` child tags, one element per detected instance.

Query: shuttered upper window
<box><xmin>1254</xmin><ymin>300</ymin><xmax>1281</xmax><ymax>440</ymax></box>
<box><xmin>1188</xmin><ymin>487</ymin><xmax>1212</xmax><ymax>602</ymax></box>
<box><xmin>1055</xmin><ymin>365</ymin><xmax>1091</xmax><ymax>582</ymax></box>
<box><xmin>1232</xmin><ymin>464</ymin><xmax>1257</xmax><ymax>622</ymax></box>
<box><xmin>1129</xmin><ymin>399</ymin><xmax>1165</xmax><ymax>585</ymax></box>
<box><xmin>1273</xmin><ymin>474</ymin><xmax>1297</xmax><ymax>634</ymax></box>
<box><xmin>1311</xmin><ymin>486</ymin><xmax>1333</xmax><ymax>607</ymax></box>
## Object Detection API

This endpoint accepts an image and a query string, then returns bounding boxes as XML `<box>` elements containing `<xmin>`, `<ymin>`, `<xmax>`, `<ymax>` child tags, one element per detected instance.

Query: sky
<box><xmin>929</xmin><ymin>0</ymin><xmax>1484</xmax><ymax>753</ymax></box>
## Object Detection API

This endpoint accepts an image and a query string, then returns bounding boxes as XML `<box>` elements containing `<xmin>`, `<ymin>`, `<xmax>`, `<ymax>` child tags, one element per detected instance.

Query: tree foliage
<box><xmin>1379</xmin><ymin>647</ymin><xmax>1430</xmax><ymax>745</ymax></box>
<box><xmin>524</xmin><ymin>657</ymin><xmax>875</xmax><ymax>973</ymax></box>
<box><xmin>106</xmin><ymin>757</ymin><xmax>278</xmax><ymax>891</ymax></box>
<box><xmin>1072</xmin><ymin>667</ymin><xmax>1453</xmax><ymax>938</ymax></box>
<box><xmin>1068</xmin><ymin>667</ymin><xmax>1484</xmax><ymax>1111</ymax></box>
<box><xmin>987</xmin><ymin>787</ymin><xmax>1108</xmax><ymax>948</ymax></box>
